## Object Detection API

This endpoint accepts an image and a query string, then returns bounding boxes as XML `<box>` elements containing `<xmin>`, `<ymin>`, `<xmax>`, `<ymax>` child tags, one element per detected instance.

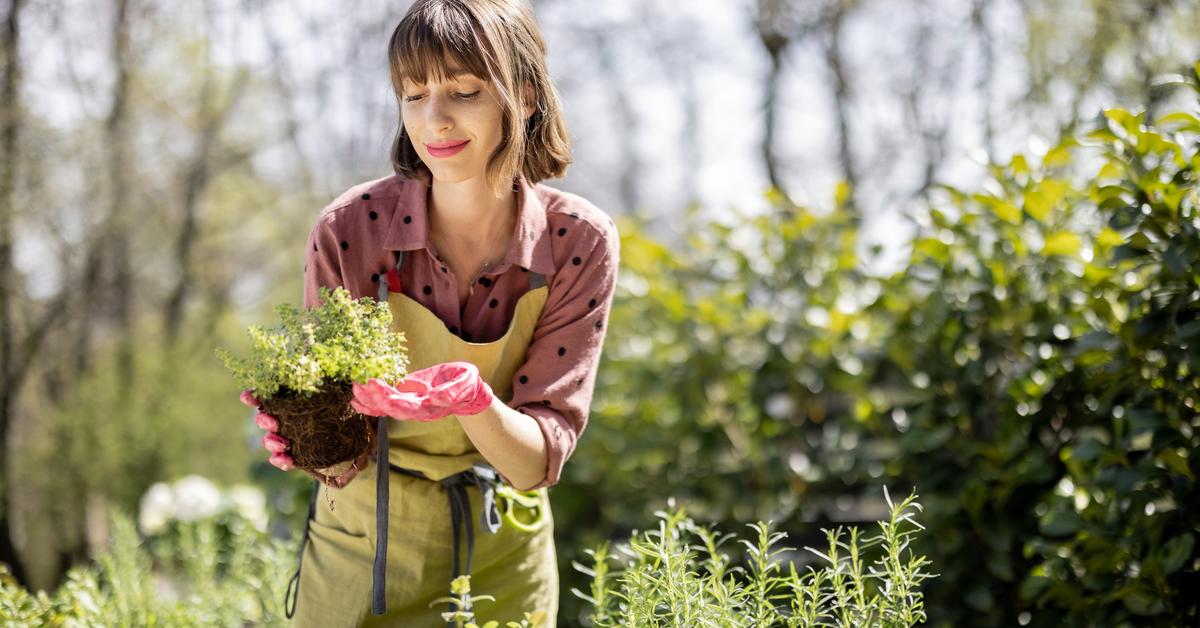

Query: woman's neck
<box><xmin>427</xmin><ymin>175</ymin><xmax>517</xmax><ymax>262</ymax></box>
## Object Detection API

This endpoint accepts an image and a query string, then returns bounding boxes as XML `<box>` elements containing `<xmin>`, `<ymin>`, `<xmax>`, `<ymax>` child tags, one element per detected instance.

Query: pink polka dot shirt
<box><xmin>302</xmin><ymin>170</ymin><xmax>620</xmax><ymax>489</ymax></box>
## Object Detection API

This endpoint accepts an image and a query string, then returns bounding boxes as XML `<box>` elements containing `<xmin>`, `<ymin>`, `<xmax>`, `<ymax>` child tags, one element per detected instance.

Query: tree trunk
<box><xmin>821</xmin><ymin>2</ymin><xmax>858</xmax><ymax>220</ymax></box>
<box><xmin>754</xmin><ymin>0</ymin><xmax>793</xmax><ymax>207</ymax></box>
<box><xmin>0</xmin><ymin>0</ymin><xmax>27</xmax><ymax>586</ymax></box>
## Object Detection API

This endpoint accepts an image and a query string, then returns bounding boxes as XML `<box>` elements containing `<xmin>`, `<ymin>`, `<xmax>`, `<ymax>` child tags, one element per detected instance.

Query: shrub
<box><xmin>555</xmin><ymin>62</ymin><xmax>1200</xmax><ymax>626</ymax></box>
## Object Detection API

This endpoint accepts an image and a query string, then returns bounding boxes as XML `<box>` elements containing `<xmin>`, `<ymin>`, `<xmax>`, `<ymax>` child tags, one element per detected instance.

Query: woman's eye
<box><xmin>403</xmin><ymin>91</ymin><xmax>479</xmax><ymax>103</ymax></box>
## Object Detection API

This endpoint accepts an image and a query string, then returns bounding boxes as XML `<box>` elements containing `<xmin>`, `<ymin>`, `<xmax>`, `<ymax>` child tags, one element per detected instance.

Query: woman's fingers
<box><xmin>268</xmin><ymin>452</ymin><xmax>294</xmax><ymax>471</ymax></box>
<box><xmin>350</xmin><ymin>397</ymin><xmax>384</xmax><ymax>417</ymax></box>
<box><xmin>353</xmin><ymin>381</ymin><xmax>426</xmax><ymax>418</ymax></box>
<box><xmin>254</xmin><ymin>411</ymin><xmax>280</xmax><ymax>431</ymax></box>
<box><xmin>263</xmin><ymin>432</ymin><xmax>289</xmax><ymax>454</ymax></box>
<box><xmin>332</xmin><ymin>456</ymin><xmax>366</xmax><ymax>488</ymax></box>
<box><xmin>239</xmin><ymin>389</ymin><xmax>260</xmax><ymax>408</ymax></box>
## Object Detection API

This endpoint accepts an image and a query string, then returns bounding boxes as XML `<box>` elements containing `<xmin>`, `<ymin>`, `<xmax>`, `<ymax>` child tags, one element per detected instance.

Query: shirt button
<box><xmin>554</xmin><ymin>425</ymin><xmax>563</xmax><ymax>439</ymax></box>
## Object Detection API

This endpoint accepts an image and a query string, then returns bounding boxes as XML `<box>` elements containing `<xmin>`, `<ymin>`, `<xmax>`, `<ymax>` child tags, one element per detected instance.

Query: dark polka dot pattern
<box><xmin>302</xmin><ymin>178</ymin><xmax>620</xmax><ymax>491</ymax></box>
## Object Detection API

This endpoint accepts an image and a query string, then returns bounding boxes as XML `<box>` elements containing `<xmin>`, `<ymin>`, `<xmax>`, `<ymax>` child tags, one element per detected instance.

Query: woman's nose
<box><xmin>425</xmin><ymin>94</ymin><xmax>455</xmax><ymax>130</ymax></box>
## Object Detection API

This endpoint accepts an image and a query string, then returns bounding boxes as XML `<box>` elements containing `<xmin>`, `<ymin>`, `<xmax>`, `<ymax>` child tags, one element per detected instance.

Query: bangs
<box><xmin>388</xmin><ymin>0</ymin><xmax>573</xmax><ymax>190</ymax></box>
<box><xmin>388</xmin><ymin>3</ymin><xmax>496</xmax><ymax>91</ymax></box>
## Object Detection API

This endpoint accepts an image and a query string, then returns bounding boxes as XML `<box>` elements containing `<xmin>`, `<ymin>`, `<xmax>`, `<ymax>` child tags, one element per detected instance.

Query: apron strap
<box><xmin>529</xmin><ymin>270</ymin><xmax>547</xmax><ymax>289</ymax></box>
<box><xmin>437</xmin><ymin>465</ymin><xmax>504</xmax><ymax>621</ymax></box>
<box><xmin>372</xmin><ymin>415</ymin><xmax>390</xmax><ymax>615</ymax></box>
<box><xmin>368</xmin><ymin>246</ymin><xmax>536</xmax><ymax>621</ymax></box>
<box><xmin>380</xmin><ymin>251</ymin><xmax>405</xmax><ymax>302</ymax></box>
<box><xmin>284</xmin><ymin>479</ymin><xmax>320</xmax><ymax>619</ymax></box>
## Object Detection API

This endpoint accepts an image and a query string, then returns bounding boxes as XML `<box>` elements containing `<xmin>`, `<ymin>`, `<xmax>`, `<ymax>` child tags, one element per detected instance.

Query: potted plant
<box><xmin>216</xmin><ymin>286</ymin><xmax>409</xmax><ymax>479</ymax></box>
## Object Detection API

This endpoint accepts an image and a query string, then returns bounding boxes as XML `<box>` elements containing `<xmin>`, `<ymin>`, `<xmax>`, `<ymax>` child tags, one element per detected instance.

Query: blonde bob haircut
<box><xmin>388</xmin><ymin>0</ymin><xmax>572</xmax><ymax>198</ymax></box>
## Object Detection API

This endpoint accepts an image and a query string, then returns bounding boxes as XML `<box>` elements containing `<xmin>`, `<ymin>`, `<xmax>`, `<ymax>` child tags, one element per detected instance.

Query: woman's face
<box><xmin>400</xmin><ymin>64</ymin><xmax>504</xmax><ymax>184</ymax></box>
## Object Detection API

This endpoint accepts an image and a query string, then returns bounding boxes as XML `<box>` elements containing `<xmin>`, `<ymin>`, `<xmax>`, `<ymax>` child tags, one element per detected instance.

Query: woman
<box><xmin>238</xmin><ymin>0</ymin><xmax>619</xmax><ymax>625</ymax></box>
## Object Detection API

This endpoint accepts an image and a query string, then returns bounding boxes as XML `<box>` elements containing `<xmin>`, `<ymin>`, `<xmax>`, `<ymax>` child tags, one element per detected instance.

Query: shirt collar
<box><xmin>382</xmin><ymin>169</ymin><xmax>554</xmax><ymax>276</ymax></box>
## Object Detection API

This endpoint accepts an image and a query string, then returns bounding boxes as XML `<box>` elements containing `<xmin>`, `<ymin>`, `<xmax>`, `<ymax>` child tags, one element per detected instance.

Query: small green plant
<box><xmin>573</xmin><ymin>488</ymin><xmax>935</xmax><ymax>627</ymax></box>
<box><xmin>215</xmin><ymin>285</ymin><xmax>409</xmax><ymax>398</ymax></box>
<box><xmin>430</xmin><ymin>574</ymin><xmax>549</xmax><ymax>628</ymax></box>
<box><xmin>215</xmin><ymin>286</ymin><xmax>409</xmax><ymax>471</ymax></box>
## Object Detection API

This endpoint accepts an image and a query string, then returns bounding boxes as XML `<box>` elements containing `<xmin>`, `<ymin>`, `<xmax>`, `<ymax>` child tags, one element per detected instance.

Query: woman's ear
<box><xmin>522</xmin><ymin>80</ymin><xmax>537</xmax><ymax>120</ymax></box>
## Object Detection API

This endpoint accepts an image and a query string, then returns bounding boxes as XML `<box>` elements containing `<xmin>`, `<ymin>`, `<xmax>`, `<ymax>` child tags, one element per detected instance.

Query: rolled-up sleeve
<box><xmin>509</xmin><ymin>216</ymin><xmax>620</xmax><ymax>490</ymax></box>
<box><xmin>303</xmin><ymin>205</ymin><xmax>381</xmax><ymax>309</ymax></box>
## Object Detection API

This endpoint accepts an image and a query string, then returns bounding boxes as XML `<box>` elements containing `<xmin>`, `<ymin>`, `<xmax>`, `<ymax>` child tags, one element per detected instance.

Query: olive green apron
<box><xmin>284</xmin><ymin>250</ymin><xmax>559</xmax><ymax>627</ymax></box>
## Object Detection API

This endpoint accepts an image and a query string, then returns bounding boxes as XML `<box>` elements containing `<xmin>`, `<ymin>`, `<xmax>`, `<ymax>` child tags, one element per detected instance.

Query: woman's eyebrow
<box><xmin>406</xmin><ymin>70</ymin><xmax>478</xmax><ymax>86</ymax></box>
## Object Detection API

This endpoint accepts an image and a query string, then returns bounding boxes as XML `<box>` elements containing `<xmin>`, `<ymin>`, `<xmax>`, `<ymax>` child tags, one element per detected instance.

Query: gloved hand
<box><xmin>350</xmin><ymin>361</ymin><xmax>494</xmax><ymax>421</ymax></box>
<box><xmin>239</xmin><ymin>389</ymin><xmax>372</xmax><ymax>489</ymax></box>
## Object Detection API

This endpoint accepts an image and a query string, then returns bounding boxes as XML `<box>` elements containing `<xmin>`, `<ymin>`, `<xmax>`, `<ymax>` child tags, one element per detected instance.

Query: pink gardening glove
<box><xmin>239</xmin><ymin>389</ymin><xmax>370</xmax><ymax>489</ymax></box>
<box><xmin>350</xmin><ymin>361</ymin><xmax>494</xmax><ymax>421</ymax></box>
<box><xmin>239</xmin><ymin>389</ymin><xmax>296</xmax><ymax>470</ymax></box>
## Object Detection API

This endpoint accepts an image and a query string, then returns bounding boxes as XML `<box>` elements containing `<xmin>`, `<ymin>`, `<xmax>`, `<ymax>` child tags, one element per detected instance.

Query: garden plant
<box><xmin>216</xmin><ymin>286</ymin><xmax>409</xmax><ymax>479</ymax></box>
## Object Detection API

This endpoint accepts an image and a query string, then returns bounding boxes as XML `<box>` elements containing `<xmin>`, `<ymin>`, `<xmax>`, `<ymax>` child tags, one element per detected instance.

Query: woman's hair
<box><xmin>388</xmin><ymin>0</ymin><xmax>572</xmax><ymax>197</ymax></box>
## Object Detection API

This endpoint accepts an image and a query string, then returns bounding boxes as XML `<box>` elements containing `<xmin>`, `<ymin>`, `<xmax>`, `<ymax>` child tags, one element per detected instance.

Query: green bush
<box><xmin>215</xmin><ymin>285</ymin><xmax>409</xmax><ymax>398</ymax></box>
<box><xmin>553</xmin><ymin>62</ymin><xmax>1200</xmax><ymax>626</ymax></box>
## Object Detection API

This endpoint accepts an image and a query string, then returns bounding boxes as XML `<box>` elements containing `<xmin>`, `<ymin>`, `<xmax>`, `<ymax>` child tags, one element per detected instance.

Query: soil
<box><xmin>259</xmin><ymin>380</ymin><xmax>374</xmax><ymax>470</ymax></box>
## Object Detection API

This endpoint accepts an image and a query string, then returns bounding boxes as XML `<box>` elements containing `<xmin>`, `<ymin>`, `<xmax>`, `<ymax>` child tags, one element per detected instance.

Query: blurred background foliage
<box><xmin>561</xmin><ymin>81</ymin><xmax>1200</xmax><ymax>625</ymax></box>
<box><xmin>2</xmin><ymin>0</ymin><xmax>1199</xmax><ymax>626</ymax></box>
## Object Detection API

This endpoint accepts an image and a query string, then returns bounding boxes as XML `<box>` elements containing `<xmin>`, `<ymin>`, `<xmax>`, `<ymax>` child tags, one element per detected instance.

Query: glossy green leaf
<box><xmin>1039</xmin><ymin>510</ymin><xmax>1084</xmax><ymax>537</ymax></box>
<box><xmin>1042</xmin><ymin>231</ymin><xmax>1081</xmax><ymax>256</ymax></box>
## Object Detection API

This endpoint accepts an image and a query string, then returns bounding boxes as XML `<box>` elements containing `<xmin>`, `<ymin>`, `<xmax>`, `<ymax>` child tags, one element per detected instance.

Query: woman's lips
<box><xmin>426</xmin><ymin>140</ymin><xmax>469</xmax><ymax>157</ymax></box>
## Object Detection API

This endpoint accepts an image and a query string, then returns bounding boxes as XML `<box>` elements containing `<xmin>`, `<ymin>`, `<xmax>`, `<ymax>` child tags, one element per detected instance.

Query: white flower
<box><xmin>138</xmin><ymin>482</ymin><xmax>175</xmax><ymax>535</ymax></box>
<box><xmin>172</xmin><ymin>475</ymin><xmax>223</xmax><ymax>522</ymax></box>
<box><xmin>227</xmin><ymin>484</ymin><xmax>269</xmax><ymax>532</ymax></box>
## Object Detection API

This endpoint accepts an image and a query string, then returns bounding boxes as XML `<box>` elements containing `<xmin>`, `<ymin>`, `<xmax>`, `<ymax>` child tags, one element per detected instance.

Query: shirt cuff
<box><xmin>514</xmin><ymin>404</ymin><xmax>575</xmax><ymax>490</ymax></box>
